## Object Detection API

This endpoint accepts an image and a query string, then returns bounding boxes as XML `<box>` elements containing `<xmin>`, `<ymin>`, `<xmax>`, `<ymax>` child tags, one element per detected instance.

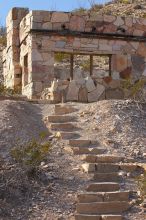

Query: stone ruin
<box><xmin>2</xmin><ymin>7</ymin><xmax>146</xmax><ymax>102</ymax></box>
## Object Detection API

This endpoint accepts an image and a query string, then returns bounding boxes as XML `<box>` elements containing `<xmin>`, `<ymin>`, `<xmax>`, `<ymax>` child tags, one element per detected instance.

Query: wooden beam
<box><xmin>109</xmin><ymin>55</ymin><xmax>112</xmax><ymax>77</ymax></box>
<box><xmin>30</xmin><ymin>29</ymin><xmax>146</xmax><ymax>42</ymax></box>
<box><xmin>90</xmin><ymin>55</ymin><xmax>93</xmax><ymax>76</ymax></box>
<box><xmin>70</xmin><ymin>54</ymin><xmax>74</xmax><ymax>80</ymax></box>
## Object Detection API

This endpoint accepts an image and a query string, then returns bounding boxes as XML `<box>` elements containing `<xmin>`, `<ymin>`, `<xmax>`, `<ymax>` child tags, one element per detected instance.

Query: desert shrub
<box><xmin>0</xmin><ymin>84</ymin><xmax>21</xmax><ymax>95</ymax></box>
<box><xmin>11</xmin><ymin>139</ymin><xmax>51</xmax><ymax>176</ymax></box>
<box><xmin>54</xmin><ymin>52</ymin><xmax>70</xmax><ymax>62</ymax></box>
<box><xmin>122</xmin><ymin>78</ymin><xmax>146</xmax><ymax>101</ymax></box>
<box><xmin>118</xmin><ymin>0</ymin><xmax>130</xmax><ymax>3</ymax></box>
<box><xmin>90</xmin><ymin>4</ymin><xmax>103</xmax><ymax>11</ymax></box>
<box><xmin>0</xmin><ymin>35</ymin><xmax>6</xmax><ymax>46</ymax></box>
<box><xmin>81</xmin><ymin>60</ymin><xmax>90</xmax><ymax>71</ymax></box>
<box><xmin>142</xmin><ymin>13</ymin><xmax>146</xmax><ymax>19</ymax></box>
<box><xmin>73</xmin><ymin>7</ymin><xmax>87</xmax><ymax>13</ymax></box>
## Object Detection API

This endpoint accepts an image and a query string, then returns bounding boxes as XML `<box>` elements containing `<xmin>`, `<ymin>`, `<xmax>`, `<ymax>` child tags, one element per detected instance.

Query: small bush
<box><xmin>0</xmin><ymin>35</ymin><xmax>6</xmax><ymax>46</ymax></box>
<box><xmin>91</xmin><ymin>4</ymin><xmax>103</xmax><ymax>11</ymax></box>
<box><xmin>119</xmin><ymin>0</ymin><xmax>130</xmax><ymax>4</ymax></box>
<box><xmin>11</xmin><ymin>139</ymin><xmax>51</xmax><ymax>176</ymax></box>
<box><xmin>122</xmin><ymin>78</ymin><xmax>145</xmax><ymax>100</ymax></box>
<box><xmin>81</xmin><ymin>60</ymin><xmax>90</xmax><ymax>71</ymax></box>
<box><xmin>54</xmin><ymin>52</ymin><xmax>70</xmax><ymax>62</ymax></box>
<box><xmin>0</xmin><ymin>84</ymin><xmax>21</xmax><ymax>95</ymax></box>
<box><xmin>73</xmin><ymin>7</ymin><xmax>87</xmax><ymax>13</ymax></box>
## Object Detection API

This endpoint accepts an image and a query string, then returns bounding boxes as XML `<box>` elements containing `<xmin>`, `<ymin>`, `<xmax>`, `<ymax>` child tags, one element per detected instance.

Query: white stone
<box><xmin>112</xmin><ymin>71</ymin><xmax>120</xmax><ymax>80</ymax></box>
<box><xmin>51</xmin><ymin>12</ymin><xmax>69</xmax><ymax>23</ymax></box>
<box><xmin>85</xmin><ymin>76</ymin><xmax>96</xmax><ymax>92</ymax></box>
<box><xmin>88</xmin><ymin>84</ymin><xmax>105</xmax><ymax>102</ymax></box>
<box><xmin>49</xmin><ymin>79</ymin><xmax>59</xmax><ymax>92</ymax></box>
<box><xmin>114</xmin><ymin>16</ymin><xmax>124</xmax><ymax>26</ymax></box>
<box><xmin>42</xmin><ymin>22</ymin><xmax>52</xmax><ymax>29</ymax></box>
<box><xmin>104</xmin><ymin>15</ymin><xmax>116</xmax><ymax>23</ymax></box>
<box><xmin>66</xmin><ymin>80</ymin><xmax>79</xmax><ymax>101</ymax></box>
<box><xmin>73</xmin><ymin>69</ymin><xmax>84</xmax><ymax>80</ymax></box>
<box><xmin>99</xmin><ymin>44</ymin><xmax>112</xmax><ymax>51</ymax></box>
<box><xmin>133</xmin><ymin>29</ymin><xmax>144</xmax><ymax>36</ymax></box>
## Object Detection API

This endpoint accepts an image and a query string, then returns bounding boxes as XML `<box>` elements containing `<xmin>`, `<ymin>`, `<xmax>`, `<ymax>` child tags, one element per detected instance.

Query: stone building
<box><xmin>3</xmin><ymin>7</ymin><xmax>146</xmax><ymax>101</ymax></box>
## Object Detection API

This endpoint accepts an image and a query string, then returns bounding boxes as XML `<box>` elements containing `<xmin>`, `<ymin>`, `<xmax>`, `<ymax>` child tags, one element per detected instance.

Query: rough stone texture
<box><xmin>88</xmin><ymin>84</ymin><xmax>105</xmax><ymax>102</ymax></box>
<box><xmin>3</xmin><ymin>8</ymin><xmax>146</xmax><ymax>100</ymax></box>
<box><xmin>78</xmin><ymin>87</ymin><xmax>88</xmax><ymax>103</ymax></box>
<box><xmin>66</xmin><ymin>80</ymin><xmax>79</xmax><ymax>101</ymax></box>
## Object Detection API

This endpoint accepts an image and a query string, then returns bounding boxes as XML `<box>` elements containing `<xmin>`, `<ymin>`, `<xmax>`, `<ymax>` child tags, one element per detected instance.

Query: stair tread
<box><xmin>77</xmin><ymin>201</ymin><xmax>130</xmax><ymax>214</ymax></box>
<box><xmin>75</xmin><ymin>214</ymin><xmax>122</xmax><ymax>220</ymax></box>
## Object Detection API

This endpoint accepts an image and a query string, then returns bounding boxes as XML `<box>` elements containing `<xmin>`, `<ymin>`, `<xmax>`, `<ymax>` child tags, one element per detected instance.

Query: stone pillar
<box><xmin>29</xmin><ymin>35</ymin><xmax>55</xmax><ymax>98</ymax></box>
<box><xmin>5</xmin><ymin>8</ymin><xmax>29</xmax><ymax>89</ymax></box>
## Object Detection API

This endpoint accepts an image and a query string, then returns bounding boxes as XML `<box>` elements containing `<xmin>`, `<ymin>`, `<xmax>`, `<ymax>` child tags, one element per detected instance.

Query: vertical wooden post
<box><xmin>90</xmin><ymin>55</ymin><xmax>93</xmax><ymax>76</ymax></box>
<box><xmin>70</xmin><ymin>54</ymin><xmax>74</xmax><ymax>80</ymax></box>
<box><xmin>109</xmin><ymin>55</ymin><xmax>112</xmax><ymax>77</ymax></box>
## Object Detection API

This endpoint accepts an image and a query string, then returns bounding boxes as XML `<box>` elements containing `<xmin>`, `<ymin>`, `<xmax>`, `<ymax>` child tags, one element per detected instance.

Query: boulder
<box><xmin>106</xmin><ymin>88</ymin><xmax>124</xmax><ymax>99</ymax></box>
<box><xmin>85</xmin><ymin>76</ymin><xmax>96</xmax><ymax>92</ymax></box>
<box><xmin>88</xmin><ymin>84</ymin><xmax>105</xmax><ymax>102</ymax></box>
<box><xmin>78</xmin><ymin>87</ymin><xmax>88</xmax><ymax>103</ymax></box>
<box><xmin>66</xmin><ymin>80</ymin><xmax>79</xmax><ymax>101</ymax></box>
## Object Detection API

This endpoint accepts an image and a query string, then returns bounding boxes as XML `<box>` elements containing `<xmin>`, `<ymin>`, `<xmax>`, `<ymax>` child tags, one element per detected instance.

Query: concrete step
<box><xmin>56</xmin><ymin>131</ymin><xmax>80</xmax><ymax>140</ymax></box>
<box><xmin>75</xmin><ymin>214</ymin><xmax>122</xmax><ymax>220</ymax></box>
<box><xmin>76</xmin><ymin>201</ymin><xmax>130</xmax><ymax>215</ymax></box>
<box><xmin>77</xmin><ymin>191</ymin><xmax>129</xmax><ymax>203</ymax></box>
<box><xmin>69</xmin><ymin>139</ymin><xmax>99</xmax><ymax>148</ymax></box>
<box><xmin>86</xmin><ymin>183</ymin><xmax>120</xmax><ymax>192</ymax></box>
<box><xmin>47</xmin><ymin>115</ymin><xmax>76</xmax><ymax>123</ymax></box>
<box><xmin>55</xmin><ymin>104</ymin><xmax>78</xmax><ymax>115</ymax></box>
<box><xmin>49</xmin><ymin>122</ymin><xmax>78</xmax><ymax>131</ymax></box>
<box><xmin>82</xmin><ymin>163</ymin><xmax>119</xmax><ymax>173</ymax></box>
<box><xmin>93</xmin><ymin>172</ymin><xmax>121</xmax><ymax>182</ymax></box>
<box><xmin>72</xmin><ymin>147</ymin><xmax>106</xmax><ymax>155</ymax></box>
<box><xmin>82</xmin><ymin>155</ymin><xmax>124</xmax><ymax>163</ymax></box>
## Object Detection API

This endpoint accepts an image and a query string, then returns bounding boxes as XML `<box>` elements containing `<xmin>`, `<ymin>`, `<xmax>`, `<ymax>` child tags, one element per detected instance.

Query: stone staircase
<box><xmin>46</xmin><ymin>103</ymin><xmax>141</xmax><ymax>220</ymax></box>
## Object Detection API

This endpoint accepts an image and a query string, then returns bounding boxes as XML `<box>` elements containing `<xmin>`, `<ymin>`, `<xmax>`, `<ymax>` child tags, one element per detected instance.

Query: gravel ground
<box><xmin>0</xmin><ymin>99</ymin><xmax>146</xmax><ymax>220</ymax></box>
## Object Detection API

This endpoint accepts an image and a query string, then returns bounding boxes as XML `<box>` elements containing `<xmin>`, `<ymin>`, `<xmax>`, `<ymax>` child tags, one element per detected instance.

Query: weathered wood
<box><xmin>109</xmin><ymin>55</ymin><xmax>112</xmax><ymax>77</ymax></box>
<box><xmin>90</xmin><ymin>55</ymin><xmax>93</xmax><ymax>76</ymax></box>
<box><xmin>70</xmin><ymin>54</ymin><xmax>74</xmax><ymax>80</ymax></box>
<box><xmin>30</xmin><ymin>29</ymin><xmax>146</xmax><ymax>42</ymax></box>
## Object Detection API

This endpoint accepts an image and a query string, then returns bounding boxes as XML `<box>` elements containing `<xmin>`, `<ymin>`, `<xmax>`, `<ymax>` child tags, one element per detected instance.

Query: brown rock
<box><xmin>78</xmin><ymin>87</ymin><xmax>88</xmax><ymax>103</ymax></box>
<box><xmin>70</xmin><ymin>15</ymin><xmax>85</xmax><ymax>32</ymax></box>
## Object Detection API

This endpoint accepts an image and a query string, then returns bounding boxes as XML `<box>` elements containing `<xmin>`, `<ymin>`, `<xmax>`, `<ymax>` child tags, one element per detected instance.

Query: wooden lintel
<box><xmin>90</xmin><ymin>55</ymin><xmax>93</xmax><ymax>76</ymax></box>
<box><xmin>70</xmin><ymin>54</ymin><xmax>74</xmax><ymax>80</ymax></box>
<box><xmin>30</xmin><ymin>29</ymin><xmax>146</xmax><ymax>42</ymax></box>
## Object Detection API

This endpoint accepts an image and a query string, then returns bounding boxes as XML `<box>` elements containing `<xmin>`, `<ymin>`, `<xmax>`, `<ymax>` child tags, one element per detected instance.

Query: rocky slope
<box><xmin>92</xmin><ymin>0</ymin><xmax>146</xmax><ymax>18</ymax></box>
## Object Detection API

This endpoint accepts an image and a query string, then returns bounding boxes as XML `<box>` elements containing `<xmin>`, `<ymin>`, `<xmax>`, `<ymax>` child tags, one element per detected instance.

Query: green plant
<box><xmin>143</xmin><ymin>13</ymin><xmax>146</xmax><ymax>19</ymax></box>
<box><xmin>0</xmin><ymin>35</ymin><xmax>6</xmax><ymax>46</ymax></box>
<box><xmin>119</xmin><ymin>0</ymin><xmax>130</xmax><ymax>4</ymax></box>
<box><xmin>11</xmin><ymin>139</ymin><xmax>51</xmax><ymax>175</ymax></box>
<box><xmin>81</xmin><ymin>60</ymin><xmax>90</xmax><ymax>71</ymax></box>
<box><xmin>73</xmin><ymin>7</ymin><xmax>87</xmax><ymax>13</ymax></box>
<box><xmin>122</xmin><ymin>78</ymin><xmax>145</xmax><ymax>100</ymax></box>
<box><xmin>54</xmin><ymin>52</ymin><xmax>70</xmax><ymax>62</ymax></box>
<box><xmin>0</xmin><ymin>84</ymin><xmax>21</xmax><ymax>95</ymax></box>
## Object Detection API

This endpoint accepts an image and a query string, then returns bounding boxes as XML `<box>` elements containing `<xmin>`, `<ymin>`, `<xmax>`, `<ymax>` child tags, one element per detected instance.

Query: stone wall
<box><xmin>0</xmin><ymin>48</ymin><xmax>3</xmax><ymax>83</ymax></box>
<box><xmin>3</xmin><ymin>8</ymin><xmax>29</xmax><ymax>89</ymax></box>
<box><xmin>3</xmin><ymin>8</ymin><xmax>146</xmax><ymax>100</ymax></box>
